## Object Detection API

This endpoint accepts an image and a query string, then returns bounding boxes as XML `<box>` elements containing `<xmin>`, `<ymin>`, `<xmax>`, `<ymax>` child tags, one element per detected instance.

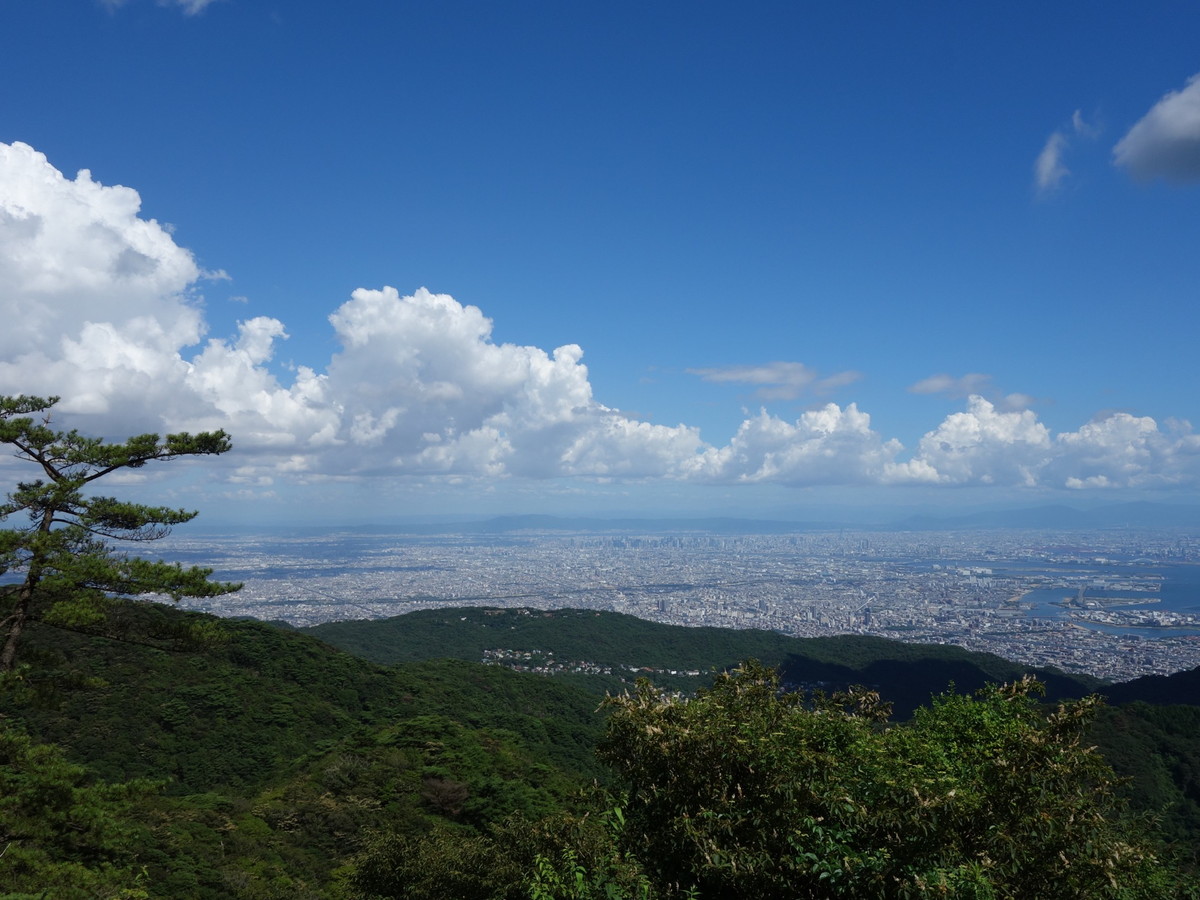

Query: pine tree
<box><xmin>0</xmin><ymin>395</ymin><xmax>240</xmax><ymax>671</ymax></box>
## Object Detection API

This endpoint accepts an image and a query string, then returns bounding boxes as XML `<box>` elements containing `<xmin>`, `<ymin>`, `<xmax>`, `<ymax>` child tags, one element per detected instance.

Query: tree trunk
<box><xmin>2</xmin><ymin>507</ymin><xmax>54</xmax><ymax>672</ymax></box>
<box><xmin>0</xmin><ymin>578</ymin><xmax>35</xmax><ymax>672</ymax></box>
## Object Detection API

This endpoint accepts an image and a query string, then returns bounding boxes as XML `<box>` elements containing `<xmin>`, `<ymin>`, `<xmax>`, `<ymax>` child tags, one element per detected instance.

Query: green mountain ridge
<box><xmin>306</xmin><ymin>605</ymin><xmax>1104</xmax><ymax>717</ymax></box>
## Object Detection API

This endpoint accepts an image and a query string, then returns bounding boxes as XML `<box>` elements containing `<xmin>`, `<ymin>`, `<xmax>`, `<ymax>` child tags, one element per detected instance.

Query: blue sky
<box><xmin>1</xmin><ymin>1</ymin><xmax>1199</xmax><ymax>524</ymax></box>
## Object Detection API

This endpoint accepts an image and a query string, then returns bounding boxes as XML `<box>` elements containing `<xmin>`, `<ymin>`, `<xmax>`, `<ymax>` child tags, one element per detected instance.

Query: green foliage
<box><xmin>0</xmin><ymin>394</ymin><xmax>240</xmax><ymax>670</ymax></box>
<box><xmin>597</xmin><ymin>661</ymin><xmax>1195</xmax><ymax>899</ymax></box>
<box><xmin>528</xmin><ymin>845</ymin><xmax>651</xmax><ymax>900</ymax></box>
<box><xmin>525</xmin><ymin>808</ymin><xmax>662</xmax><ymax>900</ymax></box>
<box><xmin>343</xmin><ymin>823</ymin><xmax>527</xmax><ymax>900</ymax></box>
<box><xmin>0</xmin><ymin>718</ymin><xmax>156</xmax><ymax>899</ymax></box>
<box><xmin>0</xmin><ymin>601</ymin><xmax>606</xmax><ymax>897</ymax></box>
<box><xmin>341</xmin><ymin>807</ymin><xmax>659</xmax><ymax>900</ymax></box>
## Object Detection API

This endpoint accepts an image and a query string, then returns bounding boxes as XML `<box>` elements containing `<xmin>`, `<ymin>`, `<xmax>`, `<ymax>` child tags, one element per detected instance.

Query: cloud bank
<box><xmin>909</xmin><ymin>373</ymin><xmax>1034</xmax><ymax>412</ymax></box>
<box><xmin>688</xmin><ymin>362</ymin><xmax>862</xmax><ymax>401</ymax></box>
<box><xmin>2</xmin><ymin>140</ymin><xmax>1198</xmax><ymax>496</ymax></box>
<box><xmin>1115</xmin><ymin>73</ymin><xmax>1200</xmax><ymax>182</ymax></box>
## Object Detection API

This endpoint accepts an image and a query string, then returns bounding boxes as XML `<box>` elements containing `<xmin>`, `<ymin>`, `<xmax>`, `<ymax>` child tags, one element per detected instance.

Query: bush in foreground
<box><xmin>595</xmin><ymin>663</ymin><xmax>1194</xmax><ymax>899</ymax></box>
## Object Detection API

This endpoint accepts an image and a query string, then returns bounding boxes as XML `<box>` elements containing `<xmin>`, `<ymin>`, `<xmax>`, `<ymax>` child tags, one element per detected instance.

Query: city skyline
<box><xmin>3</xmin><ymin>2</ymin><xmax>1200</xmax><ymax>524</ymax></box>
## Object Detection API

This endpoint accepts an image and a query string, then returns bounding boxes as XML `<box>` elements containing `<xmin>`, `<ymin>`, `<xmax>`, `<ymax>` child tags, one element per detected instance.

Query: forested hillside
<box><xmin>2</xmin><ymin>599</ymin><xmax>1199</xmax><ymax>897</ymax></box>
<box><xmin>0</xmin><ymin>603</ymin><xmax>604</xmax><ymax>896</ymax></box>
<box><xmin>310</xmin><ymin>606</ymin><xmax>1200</xmax><ymax>849</ymax></box>
<box><xmin>308</xmin><ymin>606</ymin><xmax>1100</xmax><ymax>715</ymax></box>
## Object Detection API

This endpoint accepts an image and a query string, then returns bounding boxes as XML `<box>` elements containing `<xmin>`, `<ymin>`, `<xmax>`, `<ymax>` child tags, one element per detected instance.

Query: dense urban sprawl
<box><xmin>168</xmin><ymin>527</ymin><xmax>1200</xmax><ymax>681</ymax></box>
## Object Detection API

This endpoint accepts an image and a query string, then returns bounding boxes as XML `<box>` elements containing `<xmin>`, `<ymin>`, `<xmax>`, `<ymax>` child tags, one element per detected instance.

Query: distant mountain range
<box><xmin>294</xmin><ymin>501</ymin><xmax>1200</xmax><ymax>535</ymax></box>
<box><xmin>894</xmin><ymin>500</ymin><xmax>1200</xmax><ymax>531</ymax></box>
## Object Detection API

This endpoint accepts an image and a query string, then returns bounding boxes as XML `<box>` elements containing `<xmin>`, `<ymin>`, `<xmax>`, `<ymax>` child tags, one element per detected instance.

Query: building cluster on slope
<box><xmin>480</xmin><ymin>647</ymin><xmax>703</xmax><ymax>681</ymax></box>
<box><xmin>168</xmin><ymin>527</ymin><xmax>1200</xmax><ymax>682</ymax></box>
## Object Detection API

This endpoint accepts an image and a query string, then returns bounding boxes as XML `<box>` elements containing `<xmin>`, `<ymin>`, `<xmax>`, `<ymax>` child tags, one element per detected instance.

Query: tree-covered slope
<box><xmin>1103</xmin><ymin>665</ymin><xmax>1200</xmax><ymax>707</ymax></box>
<box><xmin>1089</xmin><ymin>701</ymin><xmax>1200</xmax><ymax>851</ymax></box>
<box><xmin>0</xmin><ymin>600</ymin><xmax>608</xmax><ymax>896</ymax></box>
<box><xmin>4</xmin><ymin>598</ymin><xmax>1199</xmax><ymax>897</ymax></box>
<box><xmin>306</xmin><ymin>606</ymin><xmax>1200</xmax><ymax>854</ymax></box>
<box><xmin>2</xmin><ymin>602</ymin><xmax>606</xmax><ymax>792</ymax></box>
<box><xmin>307</xmin><ymin>606</ymin><xmax>1100</xmax><ymax>716</ymax></box>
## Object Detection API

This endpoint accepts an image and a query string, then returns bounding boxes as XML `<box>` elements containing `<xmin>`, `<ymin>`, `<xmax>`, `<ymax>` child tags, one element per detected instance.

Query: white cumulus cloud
<box><xmin>683</xmin><ymin>404</ymin><xmax>914</xmax><ymax>486</ymax></box>
<box><xmin>3</xmin><ymin>140</ymin><xmax>1200</xmax><ymax>498</ymax></box>
<box><xmin>1114</xmin><ymin>73</ymin><xmax>1200</xmax><ymax>182</ymax></box>
<box><xmin>910</xmin><ymin>396</ymin><xmax>1052</xmax><ymax>486</ymax></box>
<box><xmin>0</xmin><ymin>141</ymin><xmax>336</xmax><ymax>445</ymax></box>
<box><xmin>314</xmin><ymin>286</ymin><xmax>706</xmax><ymax>479</ymax></box>
<box><xmin>0</xmin><ymin>142</ymin><xmax>203</xmax><ymax>361</ymax></box>
<box><xmin>1051</xmin><ymin>413</ymin><xmax>1200</xmax><ymax>489</ymax></box>
<box><xmin>905</xmin><ymin>398</ymin><xmax>1200</xmax><ymax>490</ymax></box>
